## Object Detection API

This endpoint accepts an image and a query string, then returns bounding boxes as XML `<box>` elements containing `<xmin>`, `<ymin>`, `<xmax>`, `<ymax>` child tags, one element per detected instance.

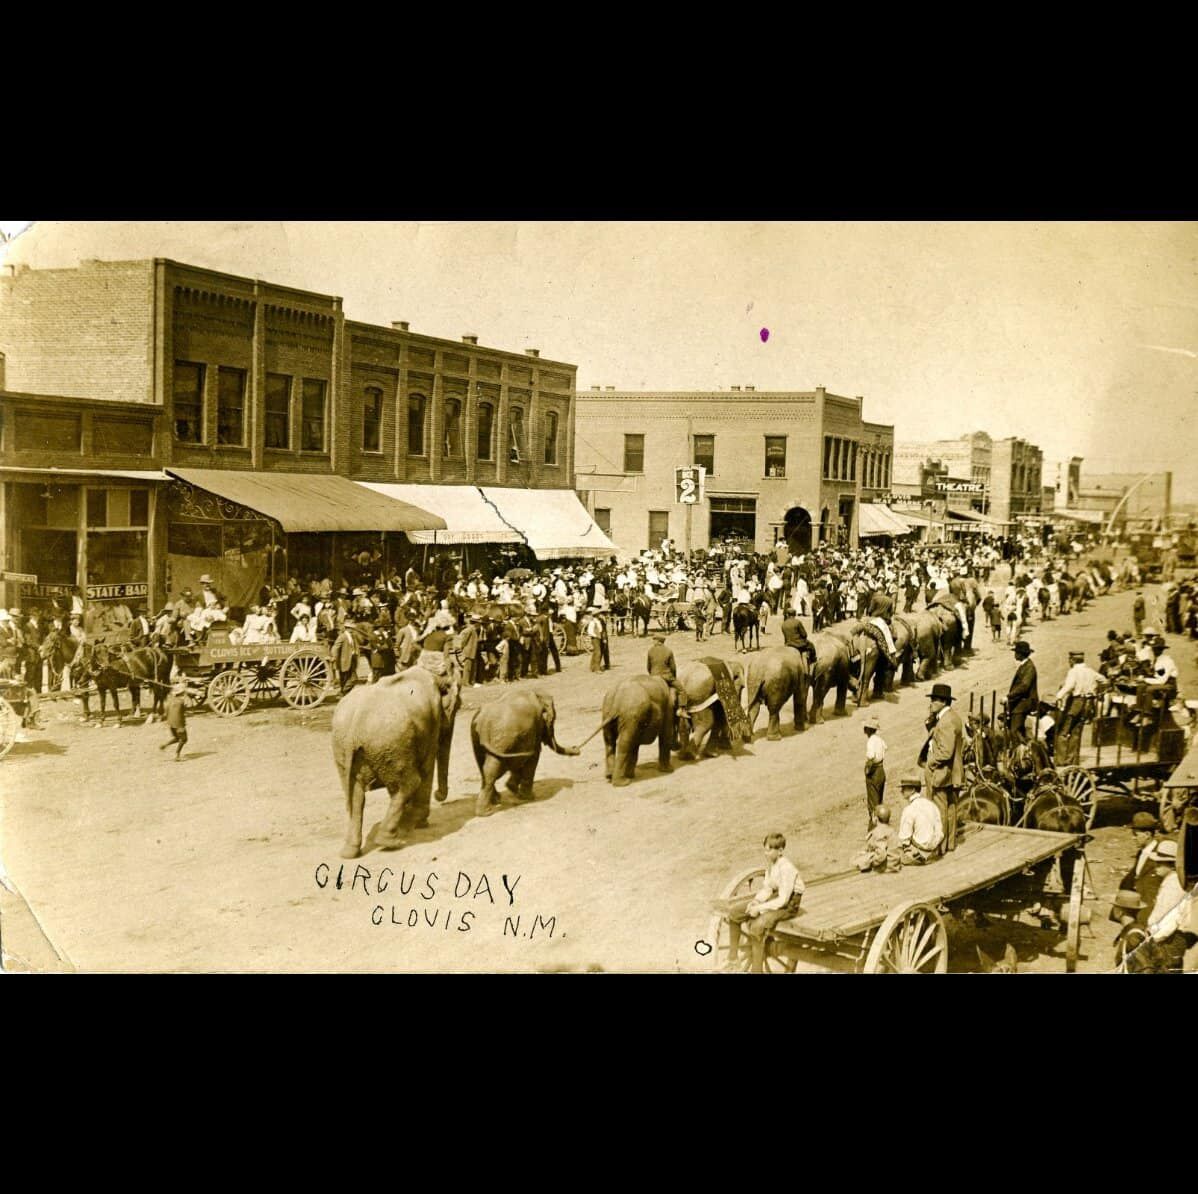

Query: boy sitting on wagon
<box><xmin>721</xmin><ymin>832</ymin><xmax>806</xmax><ymax>973</ymax></box>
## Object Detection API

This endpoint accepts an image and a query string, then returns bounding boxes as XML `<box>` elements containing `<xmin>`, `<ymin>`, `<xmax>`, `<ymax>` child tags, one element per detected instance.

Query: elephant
<box><xmin>806</xmin><ymin>625</ymin><xmax>871</xmax><ymax>724</ymax></box>
<box><xmin>675</xmin><ymin>657</ymin><xmax>746</xmax><ymax>759</ymax></box>
<box><xmin>822</xmin><ymin>619</ymin><xmax>880</xmax><ymax>708</ymax></box>
<box><xmin>929</xmin><ymin>604</ymin><xmax>965</xmax><ymax>668</ymax></box>
<box><xmin>744</xmin><ymin>646</ymin><xmax>810</xmax><ymax>740</ymax></box>
<box><xmin>884</xmin><ymin>613</ymin><xmax>919</xmax><ymax>690</ymax></box>
<box><xmin>949</xmin><ymin>576</ymin><xmax>984</xmax><ymax>649</ymax></box>
<box><xmin>470</xmin><ymin>690</ymin><xmax>579</xmax><ymax>816</ymax></box>
<box><xmin>601</xmin><ymin>674</ymin><xmax>674</xmax><ymax>786</ymax></box>
<box><xmin>906</xmin><ymin>610</ymin><xmax>944</xmax><ymax>680</ymax></box>
<box><xmin>331</xmin><ymin>667</ymin><xmax>461</xmax><ymax>859</ymax></box>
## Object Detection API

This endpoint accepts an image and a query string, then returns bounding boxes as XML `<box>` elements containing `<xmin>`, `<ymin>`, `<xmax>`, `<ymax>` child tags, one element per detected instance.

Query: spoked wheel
<box><xmin>0</xmin><ymin>697</ymin><xmax>19</xmax><ymax>761</ymax></box>
<box><xmin>281</xmin><ymin>649</ymin><xmax>332</xmax><ymax>709</ymax></box>
<box><xmin>1064</xmin><ymin>855</ymin><xmax>1088</xmax><ymax>974</ymax></box>
<box><xmin>706</xmin><ymin>867</ymin><xmax>790</xmax><ymax>973</ymax></box>
<box><xmin>863</xmin><ymin>900</ymin><xmax>949</xmax><ymax>973</ymax></box>
<box><xmin>206</xmin><ymin>669</ymin><xmax>252</xmax><ymax>717</ymax></box>
<box><xmin>1057</xmin><ymin>766</ymin><xmax>1098</xmax><ymax>829</ymax></box>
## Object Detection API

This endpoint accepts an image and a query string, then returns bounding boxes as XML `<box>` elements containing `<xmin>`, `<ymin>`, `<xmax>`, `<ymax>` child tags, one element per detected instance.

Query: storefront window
<box><xmin>87</xmin><ymin>531</ymin><xmax>148</xmax><ymax>586</ymax></box>
<box><xmin>87</xmin><ymin>489</ymin><xmax>108</xmax><ymax>527</ymax></box>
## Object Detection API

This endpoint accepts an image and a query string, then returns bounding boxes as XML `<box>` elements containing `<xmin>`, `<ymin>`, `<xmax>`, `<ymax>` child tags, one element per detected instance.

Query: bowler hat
<box><xmin>1014</xmin><ymin>641</ymin><xmax>1033</xmax><ymax>658</ymax></box>
<box><xmin>900</xmin><ymin>773</ymin><xmax>923</xmax><ymax>789</ymax></box>
<box><xmin>199</xmin><ymin>574</ymin><xmax>213</xmax><ymax>584</ymax></box>
<box><xmin>928</xmin><ymin>683</ymin><xmax>954</xmax><ymax>703</ymax></box>
<box><xmin>1131</xmin><ymin>811</ymin><xmax>1159</xmax><ymax>832</ymax></box>
<box><xmin>1148</xmin><ymin>840</ymin><xmax>1177</xmax><ymax>864</ymax></box>
<box><xmin>1112</xmin><ymin>889</ymin><xmax>1144</xmax><ymax>911</ymax></box>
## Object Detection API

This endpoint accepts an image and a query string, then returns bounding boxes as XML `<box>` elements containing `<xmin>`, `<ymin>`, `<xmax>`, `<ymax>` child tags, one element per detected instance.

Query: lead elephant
<box><xmin>949</xmin><ymin>576</ymin><xmax>983</xmax><ymax>649</ymax></box>
<box><xmin>906</xmin><ymin>610</ymin><xmax>944</xmax><ymax>680</ymax></box>
<box><xmin>470</xmin><ymin>690</ymin><xmax>578</xmax><ymax>816</ymax></box>
<box><xmin>675</xmin><ymin>657</ymin><xmax>746</xmax><ymax>759</ymax></box>
<box><xmin>601</xmin><ymin>674</ymin><xmax>674</xmax><ymax>786</ymax></box>
<box><xmin>885</xmin><ymin>614</ymin><xmax>919</xmax><ymax>690</ymax></box>
<box><xmin>823</xmin><ymin>619</ymin><xmax>880</xmax><ymax>708</ymax></box>
<box><xmin>744</xmin><ymin>646</ymin><xmax>809</xmax><ymax>740</ymax></box>
<box><xmin>331</xmin><ymin>667</ymin><xmax>461</xmax><ymax>859</ymax></box>
<box><xmin>929</xmin><ymin>604</ymin><xmax>965</xmax><ymax>668</ymax></box>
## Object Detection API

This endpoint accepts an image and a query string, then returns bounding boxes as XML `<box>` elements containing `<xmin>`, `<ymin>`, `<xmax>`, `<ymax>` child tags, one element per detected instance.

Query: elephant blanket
<box><xmin>700</xmin><ymin>656</ymin><xmax>752</xmax><ymax>746</ymax></box>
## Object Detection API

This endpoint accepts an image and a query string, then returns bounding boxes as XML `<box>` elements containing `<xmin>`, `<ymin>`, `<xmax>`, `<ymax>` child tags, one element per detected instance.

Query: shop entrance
<box><xmin>709</xmin><ymin>497</ymin><xmax>757</xmax><ymax>549</ymax></box>
<box><xmin>783</xmin><ymin>506</ymin><xmax>813</xmax><ymax>555</ymax></box>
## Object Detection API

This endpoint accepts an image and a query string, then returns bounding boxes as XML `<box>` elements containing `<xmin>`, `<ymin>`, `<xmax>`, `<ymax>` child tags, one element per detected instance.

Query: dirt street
<box><xmin>1</xmin><ymin>573</ymin><xmax>1192</xmax><ymax>973</ymax></box>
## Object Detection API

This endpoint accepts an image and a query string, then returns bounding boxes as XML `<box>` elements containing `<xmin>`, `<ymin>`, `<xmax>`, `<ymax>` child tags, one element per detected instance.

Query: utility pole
<box><xmin>685</xmin><ymin>416</ymin><xmax>693</xmax><ymax>558</ymax></box>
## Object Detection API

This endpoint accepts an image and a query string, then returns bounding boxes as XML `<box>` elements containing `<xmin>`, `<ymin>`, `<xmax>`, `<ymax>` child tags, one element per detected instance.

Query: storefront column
<box><xmin>148</xmin><ymin>485</ymin><xmax>162</xmax><ymax>613</ymax></box>
<box><xmin>0</xmin><ymin>482</ymin><xmax>9</xmax><ymax>609</ymax></box>
<box><xmin>76</xmin><ymin>484</ymin><xmax>88</xmax><ymax>602</ymax></box>
<box><xmin>429</xmin><ymin>362</ymin><xmax>444</xmax><ymax>484</ymax></box>
<box><xmin>496</xmin><ymin>363</ymin><xmax>510</xmax><ymax>486</ymax></box>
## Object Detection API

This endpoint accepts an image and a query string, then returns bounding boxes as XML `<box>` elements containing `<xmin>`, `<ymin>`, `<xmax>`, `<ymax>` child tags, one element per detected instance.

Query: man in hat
<box><xmin>921</xmin><ymin>683</ymin><xmax>964</xmax><ymax>854</ymax></box>
<box><xmin>862</xmin><ymin>714</ymin><xmax>887</xmax><ymax>831</ymax></box>
<box><xmin>0</xmin><ymin>608</ymin><xmax>21</xmax><ymax>679</ymax></box>
<box><xmin>159</xmin><ymin>680</ymin><xmax>190</xmax><ymax>761</ymax></box>
<box><xmin>1145</xmin><ymin>639</ymin><xmax>1179</xmax><ymax>700</ymax></box>
<box><xmin>647</xmin><ymin>633</ymin><xmax>680</xmax><ymax>744</ymax></box>
<box><xmin>897</xmin><ymin>773</ymin><xmax>943</xmax><ymax>865</ymax></box>
<box><xmin>1120</xmin><ymin>811</ymin><xmax>1162</xmax><ymax>891</ymax></box>
<box><xmin>583</xmin><ymin>607</ymin><xmax>605</xmax><ymax>673</ymax></box>
<box><xmin>1005</xmin><ymin>640</ymin><xmax>1039</xmax><ymax>741</ymax></box>
<box><xmin>1110</xmin><ymin>890</ymin><xmax>1153</xmax><ymax>971</ymax></box>
<box><xmin>1054</xmin><ymin>650</ymin><xmax>1105</xmax><ymax>765</ymax></box>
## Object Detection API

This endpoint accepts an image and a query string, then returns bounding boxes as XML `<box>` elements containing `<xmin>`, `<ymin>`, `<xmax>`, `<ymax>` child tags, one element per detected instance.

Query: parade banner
<box><xmin>86</xmin><ymin>582</ymin><xmax>149</xmax><ymax>600</ymax></box>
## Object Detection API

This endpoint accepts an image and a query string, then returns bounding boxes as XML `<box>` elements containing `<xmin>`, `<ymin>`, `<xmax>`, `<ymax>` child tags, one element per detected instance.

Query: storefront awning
<box><xmin>892</xmin><ymin>509</ymin><xmax>939</xmax><ymax>528</ymax></box>
<box><xmin>1055</xmin><ymin>508</ymin><xmax>1105</xmax><ymax>525</ymax></box>
<box><xmin>165</xmin><ymin>469</ymin><xmax>446</xmax><ymax>534</ymax></box>
<box><xmin>859</xmin><ymin>503</ymin><xmax>913</xmax><ymax>537</ymax></box>
<box><xmin>357</xmin><ymin>483</ymin><xmax>525</xmax><ymax>545</ymax></box>
<box><xmin>946</xmin><ymin>508</ymin><xmax>1008</xmax><ymax>526</ymax></box>
<box><xmin>0</xmin><ymin>467</ymin><xmax>169</xmax><ymax>481</ymax></box>
<box><xmin>479</xmin><ymin>487</ymin><xmax>618</xmax><ymax>560</ymax></box>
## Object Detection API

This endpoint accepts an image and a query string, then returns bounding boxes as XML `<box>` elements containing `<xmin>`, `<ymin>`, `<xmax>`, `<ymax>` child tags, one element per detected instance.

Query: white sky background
<box><xmin>3</xmin><ymin>221</ymin><xmax>1196</xmax><ymax>499</ymax></box>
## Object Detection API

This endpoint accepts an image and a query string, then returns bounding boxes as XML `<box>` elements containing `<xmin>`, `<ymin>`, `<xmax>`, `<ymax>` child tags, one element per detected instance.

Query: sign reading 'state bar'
<box><xmin>86</xmin><ymin>583</ymin><xmax>149</xmax><ymax>600</ymax></box>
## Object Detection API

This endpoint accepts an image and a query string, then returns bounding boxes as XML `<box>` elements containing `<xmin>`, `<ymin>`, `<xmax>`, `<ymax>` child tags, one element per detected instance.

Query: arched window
<box><xmin>543</xmin><ymin>410</ymin><xmax>559</xmax><ymax>465</ymax></box>
<box><xmin>408</xmin><ymin>393</ymin><xmax>426</xmax><ymax>456</ymax></box>
<box><xmin>362</xmin><ymin>386</ymin><xmax>383</xmax><ymax>453</ymax></box>
<box><xmin>476</xmin><ymin>401</ymin><xmax>494</xmax><ymax>461</ymax></box>
<box><xmin>443</xmin><ymin>397</ymin><xmax>463</xmax><ymax>458</ymax></box>
<box><xmin>509</xmin><ymin>406</ymin><xmax>525</xmax><ymax>463</ymax></box>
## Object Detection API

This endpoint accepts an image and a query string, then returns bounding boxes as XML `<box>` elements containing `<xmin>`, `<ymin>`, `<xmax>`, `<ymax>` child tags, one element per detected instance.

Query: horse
<box><xmin>628</xmin><ymin>594</ymin><xmax>652</xmax><ymax>638</ymax></box>
<box><xmin>78</xmin><ymin>640</ymin><xmax>172</xmax><ymax>725</ymax></box>
<box><xmin>39</xmin><ymin>628</ymin><xmax>77</xmax><ymax>691</ymax></box>
<box><xmin>732</xmin><ymin>603</ymin><xmax>760</xmax><ymax>653</ymax></box>
<box><xmin>609</xmin><ymin>592</ymin><xmax>629</xmax><ymax>636</ymax></box>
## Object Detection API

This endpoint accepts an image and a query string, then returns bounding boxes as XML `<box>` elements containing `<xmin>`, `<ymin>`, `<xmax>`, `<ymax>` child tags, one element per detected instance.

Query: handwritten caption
<box><xmin>314</xmin><ymin>863</ymin><xmax>560</xmax><ymax>941</ymax></box>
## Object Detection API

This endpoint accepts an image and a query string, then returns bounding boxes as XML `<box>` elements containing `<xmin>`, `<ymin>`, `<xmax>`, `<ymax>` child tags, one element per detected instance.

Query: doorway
<box><xmin>783</xmin><ymin>506</ymin><xmax>812</xmax><ymax>555</ymax></box>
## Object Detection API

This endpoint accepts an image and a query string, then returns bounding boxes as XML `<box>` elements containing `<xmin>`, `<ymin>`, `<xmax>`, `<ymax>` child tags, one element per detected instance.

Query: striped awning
<box><xmin>859</xmin><ymin>503</ymin><xmax>914</xmax><ymax>537</ymax></box>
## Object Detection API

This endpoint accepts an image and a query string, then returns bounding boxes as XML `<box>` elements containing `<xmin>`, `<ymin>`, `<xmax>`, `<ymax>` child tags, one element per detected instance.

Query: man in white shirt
<box><xmin>897</xmin><ymin>774</ymin><xmax>943</xmax><ymax>865</ymax></box>
<box><xmin>1146</xmin><ymin>641</ymin><xmax>1179</xmax><ymax>694</ymax></box>
<box><xmin>722</xmin><ymin>832</ymin><xmax>806</xmax><ymax>973</ymax></box>
<box><xmin>863</xmin><ymin>714</ymin><xmax>887</xmax><ymax>831</ymax></box>
<box><xmin>1054</xmin><ymin>650</ymin><xmax>1106</xmax><ymax>765</ymax></box>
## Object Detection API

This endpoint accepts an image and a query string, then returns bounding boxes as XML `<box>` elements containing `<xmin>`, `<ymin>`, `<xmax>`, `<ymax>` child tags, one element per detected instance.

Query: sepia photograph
<box><xmin>0</xmin><ymin>219</ymin><xmax>1195</xmax><ymax>974</ymax></box>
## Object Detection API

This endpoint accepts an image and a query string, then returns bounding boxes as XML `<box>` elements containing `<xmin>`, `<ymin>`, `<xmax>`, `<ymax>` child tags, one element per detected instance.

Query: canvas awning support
<box><xmin>356</xmin><ymin>483</ymin><xmax>525</xmax><ymax>544</ymax></box>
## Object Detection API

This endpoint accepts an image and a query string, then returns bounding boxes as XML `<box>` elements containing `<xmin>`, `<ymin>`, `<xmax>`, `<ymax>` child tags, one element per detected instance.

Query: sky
<box><xmin>3</xmin><ymin>220</ymin><xmax>1196</xmax><ymax>499</ymax></box>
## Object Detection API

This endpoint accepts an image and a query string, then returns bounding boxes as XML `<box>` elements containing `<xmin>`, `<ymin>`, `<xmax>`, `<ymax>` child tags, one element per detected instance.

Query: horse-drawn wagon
<box><xmin>172</xmin><ymin>634</ymin><xmax>335</xmax><ymax>717</ymax></box>
<box><xmin>0</xmin><ymin>677</ymin><xmax>44</xmax><ymax>760</ymax></box>
<box><xmin>709</xmin><ymin>822</ymin><xmax>1090</xmax><ymax>973</ymax></box>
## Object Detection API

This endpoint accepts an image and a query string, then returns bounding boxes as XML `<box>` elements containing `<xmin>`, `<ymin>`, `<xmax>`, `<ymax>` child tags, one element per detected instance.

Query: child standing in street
<box><xmin>159</xmin><ymin>680</ymin><xmax>189</xmax><ymax>761</ymax></box>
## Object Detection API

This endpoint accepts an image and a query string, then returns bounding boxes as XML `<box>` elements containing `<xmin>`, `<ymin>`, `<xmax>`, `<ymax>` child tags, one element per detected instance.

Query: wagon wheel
<box><xmin>863</xmin><ymin>900</ymin><xmax>949</xmax><ymax>973</ymax></box>
<box><xmin>578</xmin><ymin>632</ymin><xmax>594</xmax><ymax>654</ymax></box>
<box><xmin>281</xmin><ymin>649</ymin><xmax>332</xmax><ymax>709</ymax></box>
<box><xmin>0</xmin><ymin>697</ymin><xmax>18</xmax><ymax>761</ymax></box>
<box><xmin>248</xmin><ymin>659</ymin><xmax>281</xmax><ymax>699</ymax></box>
<box><xmin>1064</xmin><ymin>856</ymin><xmax>1087</xmax><ymax>973</ymax></box>
<box><xmin>551</xmin><ymin>625</ymin><xmax>566</xmax><ymax>656</ymax></box>
<box><xmin>1057</xmin><ymin>766</ymin><xmax>1098</xmax><ymax>829</ymax></box>
<box><xmin>206</xmin><ymin>669</ymin><xmax>252</xmax><ymax>718</ymax></box>
<box><xmin>706</xmin><ymin>867</ymin><xmax>791</xmax><ymax>974</ymax></box>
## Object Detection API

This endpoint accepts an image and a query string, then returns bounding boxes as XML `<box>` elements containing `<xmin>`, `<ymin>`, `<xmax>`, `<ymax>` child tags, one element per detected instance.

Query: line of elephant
<box><xmin>328</xmin><ymin>579</ymin><xmax>994</xmax><ymax>859</ymax></box>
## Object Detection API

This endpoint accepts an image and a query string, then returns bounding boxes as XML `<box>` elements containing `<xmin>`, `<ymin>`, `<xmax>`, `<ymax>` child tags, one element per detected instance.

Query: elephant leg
<box><xmin>693</xmin><ymin>711</ymin><xmax>716</xmax><ymax>757</ymax></box>
<box><xmin>766</xmin><ymin>702</ymin><xmax>783</xmax><ymax>741</ymax></box>
<box><xmin>341</xmin><ymin>760</ymin><xmax>369</xmax><ymax>860</ymax></box>
<box><xmin>857</xmin><ymin>662</ymin><xmax>872</xmax><ymax>707</ymax></box>
<box><xmin>792</xmin><ymin>681</ymin><xmax>808</xmax><ymax>732</ymax></box>
<box><xmin>809</xmin><ymin>683</ymin><xmax>825</xmax><ymax>725</ymax></box>
<box><xmin>476</xmin><ymin>754</ymin><xmax>503</xmax><ymax>815</ymax></box>
<box><xmin>657</xmin><ymin>726</ymin><xmax>673</xmax><ymax>772</ymax></box>
<box><xmin>603</xmin><ymin>725</ymin><xmax>617</xmax><ymax>781</ymax></box>
<box><xmin>745</xmin><ymin>695</ymin><xmax>762</xmax><ymax>737</ymax></box>
<box><xmin>435</xmin><ymin>717</ymin><xmax>455</xmax><ymax>804</ymax></box>
<box><xmin>834</xmin><ymin>675</ymin><xmax>848</xmax><ymax>714</ymax></box>
<box><xmin>612</xmin><ymin>727</ymin><xmax>637</xmax><ymax>787</ymax></box>
<box><xmin>374</xmin><ymin>774</ymin><xmax>422</xmax><ymax>848</ymax></box>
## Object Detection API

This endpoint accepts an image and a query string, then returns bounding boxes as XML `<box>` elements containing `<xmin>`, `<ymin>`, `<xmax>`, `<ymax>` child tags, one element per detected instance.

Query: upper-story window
<box><xmin>216</xmin><ymin>367</ymin><xmax>247</xmax><ymax>446</ymax></box>
<box><xmin>543</xmin><ymin>410</ymin><xmax>559</xmax><ymax>465</ymax></box>
<box><xmin>363</xmin><ymin>386</ymin><xmax>384</xmax><ymax>453</ymax></box>
<box><xmin>174</xmin><ymin>361</ymin><xmax>204</xmax><ymax>443</ymax></box>
<box><xmin>265</xmin><ymin>373</ymin><xmax>291</xmax><ymax>449</ymax></box>
<box><xmin>301</xmin><ymin>379</ymin><xmax>327</xmax><ymax>452</ymax></box>
<box><xmin>694</xmin><ymin>434</ymin><xmax>715</xmax><ymax>475</ymax></box>
<box><xmin>476</xmin><ymin>401</ymin><xmax>494</xmax><ymax>461</ymax></box>
<box><xmin>444</xmin><ymin>397</ymin><xmax>463</xmax><ymax>458</ymax></box>
<box><xmin>624</xmin><ymin>433</ymin><xmax>645</xmax><ymax>473</ymax></box>
<box><xmin>765</xmin><ymin>436</ymin><xmax>786</xmax><ymax>478</ymax></box>
<box><xmin>509</xmin><ymin>406</ymin><xmax>525</xmax><ymax>463</ymax></box>
<box><xmin>408</xmin><ymin>393</ymin><xmax>427</xmax><ymax>456</ymax></box>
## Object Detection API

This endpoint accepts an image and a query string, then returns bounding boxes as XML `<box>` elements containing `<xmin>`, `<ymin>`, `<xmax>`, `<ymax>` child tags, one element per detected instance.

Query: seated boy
<box><xmin>896</xmin><ymin>774</ymin><xmax>943</xmax><ymax>865</ymax></box>
<box><xmin>722</xmin><ymin>832</ymin><xmax>805</xmax><ymax>973</ymax></box>
<box><xmin>852</xmin><ymin>805</ymin><xmax>897</xmax><ymax>872</ymax></box>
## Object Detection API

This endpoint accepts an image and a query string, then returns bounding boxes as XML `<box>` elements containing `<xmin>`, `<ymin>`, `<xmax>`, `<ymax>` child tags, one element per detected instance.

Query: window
<box><xmin>129</xmin><ymin>489</ymin><xmax>149</xmax><ymax>527</ymax></box>
<box><xmin>444</xmin><ymin>397</ymin><xmax>463</xmax><ymax>458</ymax></box>
<box><xmin>87</xmin><ymin>489</ymin><xmax>108</xmax><ymax>527</ymax></box>
<box><xmin>217</xmin><ymin>367</ymin><xmax>247</xmax><ymax>446</ymax></box>
<box><xmin>363</xmin><ymin>386</ymin><xmax>384</xmax><ymax>453</ymax></box>
<box><xmin>594</xmin><ymin>507</ymin><xmax>612</xmax><ymax>535</ymax></box>
<box><xmin>694</xmin><ymin>434</ymin><xmax>715</xmax><ymax>475</ymax></box>
<box><xmin>648</xmin><ymin>510</ymin><xmax>670</xmax><ymax>546</ymax></box>
<box><xmin>624</xmin><ymin>433</ymin><xmax>645</xmax><ymax>473</ymax></box>
<box><xmin>509</xmin><ymin>406</ymin><xmax>525</xmax><ymax>463</ymax></box>
<box><xmin>408</xmin><ymin>393</ymin><xmax>426</xmax><ymax>456</ymax></box>
<box><xmin>265</xmin><ymin>373</ymin><xmax>291</xmax><ymax>450</ymax></box>
<box><xmin>301</xmin><ymin>379</ymin><xmax>327</xmax><ymax>452</ymax></box>
<box><xmin>173</xmin><ymin>361</ymin><xmax>204</xmax><ymax>443</ymax></box>
<box><xmin>476</xmin><ymin>401</ymin><xmax>494</xmax><ymax>461</ymax></box>
<box><xmin>849</xmin><ymin>441</ymin><xmax>857</xmax><ymax>482</ymax></box>
<box><xmin>823</xmin><ymin>436</ymin><xmax>833</xmax><ymax>479</ymax></box>
<box><xmin>765</xmin><ymin>436</ymin><xmax>786</xmax><ymax>478</ymax></box>
<box><xmin>543</xmin><ymin>410</ymin><xmax>559</xmax><ymax>465</ymax></box>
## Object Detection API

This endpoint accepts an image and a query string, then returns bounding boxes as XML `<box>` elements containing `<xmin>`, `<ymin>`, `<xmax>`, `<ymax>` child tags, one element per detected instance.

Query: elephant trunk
<box><xmin>543</xmin><ymin>718</ymin><xmax>580</xmax><ymax>757</ymax></box>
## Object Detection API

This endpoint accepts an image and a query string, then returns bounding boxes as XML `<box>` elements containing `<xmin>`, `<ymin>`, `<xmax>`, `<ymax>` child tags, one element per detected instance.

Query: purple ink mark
<box><xmin>759</xmin><ymin>328</ymin><xmax>770</xmax><ymax>343</ymax></box>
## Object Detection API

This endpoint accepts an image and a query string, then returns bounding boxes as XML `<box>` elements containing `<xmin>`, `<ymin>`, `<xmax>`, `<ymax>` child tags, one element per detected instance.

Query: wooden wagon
<box><xmin>171</xmin><ymin>638</ymin><xmax>335</xmax><ymax>717</ymax></box>
<box><xmin>708</xmin><ymin>823</ymin><xmax>1090</xmax><ymax>973</ymax></box>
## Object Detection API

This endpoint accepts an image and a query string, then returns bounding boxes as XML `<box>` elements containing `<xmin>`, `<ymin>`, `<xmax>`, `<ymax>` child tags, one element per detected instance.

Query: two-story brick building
<box><xmin>573</xmin><ymin>386</ymin><xmax>899</xmax><ymax>556</ymax></box>
<box><xmin>1</xmin><ymin>258</ymin><xmax>611</xmax><ymax>612</ymax></box>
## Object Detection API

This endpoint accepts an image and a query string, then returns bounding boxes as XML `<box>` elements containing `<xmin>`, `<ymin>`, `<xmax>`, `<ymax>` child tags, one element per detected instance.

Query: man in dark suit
<box><xmin>647</xmin><ymin>634</ymin><xmax>680</xmax><ymax>749</ymax></box>
<box><xmin>1006</xmin><ymin>640</ymin><xmax>1038</xmax><ymax>740</ymax></box>
<box><xmin>921</xmin><ymin>682</ymin><xmax>965</xmax><ymax>854</ymax></box>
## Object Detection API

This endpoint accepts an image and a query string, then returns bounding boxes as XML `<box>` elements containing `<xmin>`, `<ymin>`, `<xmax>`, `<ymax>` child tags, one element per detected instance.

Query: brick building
<box><xmin>1</xmin><ymin>258</ymin><xmax>607</xmax><ymax>612</ymax></box>
<box><xmin>573</xmin><ymin>387</ymin><xmax>896</xmax><ymax>556</ymax></box>
<box><xmin>989</xmin><ymin>436</ymin><xmax>1044</xmax><ymax>525</ymax></box>
<box><xmin>892</xmin><ymin>431</ymin><xmax>993</xmax><ymax>513</ymax></box>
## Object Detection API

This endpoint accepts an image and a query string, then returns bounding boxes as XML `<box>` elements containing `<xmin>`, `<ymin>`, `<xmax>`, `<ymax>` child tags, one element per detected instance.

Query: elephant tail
<box><xmin>562</xmin><ymin>714</ymin><xmax>618</xmax><ymax>754</ymax></box>
<box><xmin>743</xmin><ymin>672</ymin><xmax>765</xmax><ymax>709</ymax></box>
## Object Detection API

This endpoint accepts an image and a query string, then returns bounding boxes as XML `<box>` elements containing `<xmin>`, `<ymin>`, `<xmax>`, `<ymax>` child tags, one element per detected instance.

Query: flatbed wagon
<box><xmin>171</xmin><ymin>637</ymin><xmax>335</xmax><ymax>717</ymax></box>
<box><xmin>709</xmin><ymin>823</ymin><xmax>1089</xmax><ymax>973</ymax></box>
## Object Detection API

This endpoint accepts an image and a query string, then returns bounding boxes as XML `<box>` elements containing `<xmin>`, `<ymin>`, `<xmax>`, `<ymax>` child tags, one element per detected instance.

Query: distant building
<box><xmin>892</xmin><ymin>431</ymin><xmax>992</xmax><ymax>514</ymax></box>
<box><xmin>989</xmin><ymin>437</ymin><xmax>1044</xmax><ymax>526</ymax></box>
<box><xmin>574</xmin><ymin>386</ymin><xmax>895</xmax><ymax>556</ymax></box>
<box><xmin>1073</xmin><ymin>471</ymin><xmax>1172</xmax><ymax>533</ymax></box>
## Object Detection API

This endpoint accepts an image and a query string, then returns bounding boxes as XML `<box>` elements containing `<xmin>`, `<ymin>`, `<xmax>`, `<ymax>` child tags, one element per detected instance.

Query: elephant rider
<box><xmin>864</xmin><ymin>587</ymin><xmax>900</xmax><ymax>668</ymax></box>
<box><xmin>416</xmin><ymin>609</ymin><xmax>458</xmax><ymax>680</ymax></box>
<box><xmin>780</xmin><ymin>607</ymin><xmax>818</xmax><ymax>668</ymax></box>
<box><xmin>928</xmin><ymin>586</ymin><xmax>970</xmax><ymax>640</ymax></box>
<box><xmin>647</xmin><ymin>634</ymin><xmax>682</xmax><ymax>745</ymax></box>
<box><xmin>1053</xmin><ymin>650</ymin><xmax>1104</xmax><ymax>766</ymax></box>
<box><xmin>1004</xmin><ymin>640</ymin><xmax>1039</xmax><ymax>740</ymax></box>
